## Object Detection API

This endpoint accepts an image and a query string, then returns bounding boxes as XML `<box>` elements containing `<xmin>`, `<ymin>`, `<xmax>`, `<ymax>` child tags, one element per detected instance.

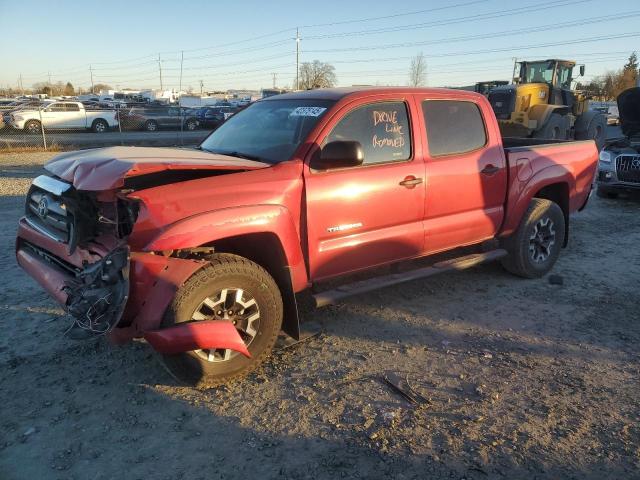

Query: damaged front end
<box><xmin>64</xmin><ymin>247</ymin><xmax>129</xmax><ymax>339</ymax></box>
<box><xmin>18</xmin><ymin>175</ymin><xmax>136</xmax><ymax>339</ymax></box>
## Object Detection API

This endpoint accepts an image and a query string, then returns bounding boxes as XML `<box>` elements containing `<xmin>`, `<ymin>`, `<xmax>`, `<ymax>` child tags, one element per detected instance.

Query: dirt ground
<box><xmin>0</xmin><ymin>152</ymin><xmax>638</xmax><ymax>480</ymax></box>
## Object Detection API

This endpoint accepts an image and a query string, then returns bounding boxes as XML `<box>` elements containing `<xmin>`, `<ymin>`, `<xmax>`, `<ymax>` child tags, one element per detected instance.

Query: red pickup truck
<box><xmin>16</xmin><ymin>87</ymin><xmax>598</xmax><ymax>386</ymax></box>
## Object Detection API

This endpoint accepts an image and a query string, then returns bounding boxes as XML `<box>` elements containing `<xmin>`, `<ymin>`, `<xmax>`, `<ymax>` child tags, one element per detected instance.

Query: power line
<box><xmin>304</xmin><ymin>0</ymin><xmax>590</xmax><ymax>40</ymax></box>
<box><xmin>305</xmin><ymin>12</ymin><xmax>640</xmax><ymax>53</ymax></box>
<box><xmin>299</xmin><ymin>0</ymin><xmax>490</xmax><ymax>28</ymax></box>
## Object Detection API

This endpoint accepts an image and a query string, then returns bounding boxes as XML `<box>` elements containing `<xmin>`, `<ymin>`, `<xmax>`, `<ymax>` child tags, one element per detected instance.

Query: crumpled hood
<box><xmin>45</xmin><ymin>146</ymin><xmax>269</xmax><ymax>191</ymax></box>
<box><xmin>617</xmin><ymin>87</ymin><xmax>640</xmax><ymax>137</ymax></box>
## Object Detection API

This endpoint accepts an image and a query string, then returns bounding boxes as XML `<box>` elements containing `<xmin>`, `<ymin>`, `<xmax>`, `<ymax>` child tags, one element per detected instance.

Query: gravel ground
<box><xmin>0</xmin><ymin>151</ymin><xmax>639</xmax><ymax>480</ymax></box>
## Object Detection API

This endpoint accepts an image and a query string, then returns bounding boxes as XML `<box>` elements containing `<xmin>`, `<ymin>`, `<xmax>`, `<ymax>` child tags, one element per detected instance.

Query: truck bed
<box><xmin>499</xmin><ymin>136</ymin><xmax>598</xmax><ymax>237</ymax></box>
<box><xmin>502</xmin><ymin>136</ymin><xmax>579</xmax><ymax>149</ymax></box>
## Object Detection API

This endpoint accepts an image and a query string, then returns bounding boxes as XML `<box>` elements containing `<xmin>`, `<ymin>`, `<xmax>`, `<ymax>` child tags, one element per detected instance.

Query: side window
<box><xmin>422</xmin><ymin>100</ymin><xmax>487</xmax><ymax>157</ymax></box>
<box><xmin>325</xmin><ymin>101</ymin><xmax>411</xmax><ymax>165</ymax></box>
<box><xmin>65</xmin><ymin>103</ymin><xmax>80</xmax><ymax>112</ymax></box>
<box><xmin>48</xmin><ymin>103</ymin><xmax>65</xmax><ymax>112</ymax></box>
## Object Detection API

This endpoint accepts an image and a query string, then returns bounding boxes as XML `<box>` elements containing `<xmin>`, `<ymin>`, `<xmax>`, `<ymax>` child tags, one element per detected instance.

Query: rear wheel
<box><xmin>91</xmin><ymin>119</ymin><xmax>108</xmax><ymax>133</ymax></box>
<box><xmin>501</xmin><ymin>198</ymin><xmax>565</xmax><ymax>278</ymax></box>
<box><xmin>185</xmin><ymin>119</ymin><xmax>198</xmax><ymax>131</ymax></box>
<box><xmin>160</xmin><ymin>253</ymin><xmax>283</xmax><ymax>387</ymax></box>
<box><xmin>24</xmin><ymin>120</ymin><xmax>41</xmax><ymax>134</ymax></box>
<box><xmin>144</xmin><ymin>120</ymin><xmax>158</xmax><ymax>132</ymax></box>
<box><xmin>575</xmin><ymin>112</ymin><xmax>607</xmax><ymax>150</ymax></box>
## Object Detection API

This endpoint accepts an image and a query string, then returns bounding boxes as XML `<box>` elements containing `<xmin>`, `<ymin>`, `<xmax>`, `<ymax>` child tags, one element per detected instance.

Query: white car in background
<box><xmin>8</xmin><ymin>101</ymin><xmax>119</xmax><ymax>133</ymax></box>
<box><xmin>606</xmin><ymin>105</ymin><xmax>620</xmax><ymax>126</ymax></box>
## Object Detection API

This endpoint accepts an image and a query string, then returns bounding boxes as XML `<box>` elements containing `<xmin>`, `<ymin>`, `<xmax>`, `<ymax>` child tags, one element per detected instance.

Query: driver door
<box><xmin>40</xmin><ymin>103</ymin><xmax>70</xmax><ymax>128</ymax></box>
<box><xmin>304</xmin><ymin>97</ymin><xmax>426</xmax><ymax>281</ymax></box>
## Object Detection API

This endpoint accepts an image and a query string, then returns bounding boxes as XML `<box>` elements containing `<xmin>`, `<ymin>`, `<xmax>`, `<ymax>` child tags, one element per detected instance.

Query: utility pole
<box><xmin>199</xmin><ymin>80</ymin><xmax>203</xmax><ymax>96</ymax></box>
<box><xmin>178</xmin><ymin>50</ymin><xmax>184</xmax><ymax>145</ymax></box>
<box><xmin>89</xmin><ymin>65</ymin><xmax>95</xmax><ymax>94</ymax></box>
<box><xmin>295</xmin><ymin>28</ymin><xmax>300</xmax><ymax>91</ymax></box>
<box><xmin>271</xmin><ymin>72</ymin><xmax>277</xmax><ymax>89</ymax></box>
<box><xmin>19</xmin><ymin>74</ymin><xmax>24</xmax><ymax>95</ymax></box>
<box><xmin>48</xmin><ymin>71</ymin><xmax>52</xmax><ymax>94</ymax></box>
<box><xmin>158</xmin><ymin>53</ymin><xmax>164</xmax><ymax>92</ymax></box>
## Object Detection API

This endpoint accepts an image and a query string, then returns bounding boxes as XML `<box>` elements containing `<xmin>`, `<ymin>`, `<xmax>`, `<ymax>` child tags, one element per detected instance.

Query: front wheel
<box><xmin>160</xmin><ymin>253</ymin><xmax>283</xmax><ymax>387</ymax></box>
<box><xmin>185</xmin><ymin>119</ymin><xmax>198</xmax><ymax>131</ymax></box>
<box><xmin>533</xmin><ymin>113</ymin><xmax>568</xmax><ymax>141</ymax></box>
<box><xmin>24</xmin><ymin>120</ymin><xmax>42</xmax><ymax>134</ymax></box>
<box><xmin>500</xmin><ymin>198</ymin><xmax>565</xmax><ymax>278</ymax></box>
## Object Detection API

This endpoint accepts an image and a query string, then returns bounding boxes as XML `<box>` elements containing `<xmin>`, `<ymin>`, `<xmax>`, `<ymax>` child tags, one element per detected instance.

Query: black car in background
<box><xmin>120</xmin><ymin>105</ymin><xmax>199</xmax><ymax>131</ymax></box>
<box><xmin>195</xmin><ymin>105</ymin><xmax>238</xmax><ymax>128</ymax></box>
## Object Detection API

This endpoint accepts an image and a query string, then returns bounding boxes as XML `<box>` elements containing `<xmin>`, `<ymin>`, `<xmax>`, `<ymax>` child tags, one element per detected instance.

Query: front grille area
<box><xmin>488</xmin><ymin>89</ymin><xmax>516</xmax><ymax>119</ymax></box>
<box><xmin>25</xmin><ymin>176</ymin><xmax>73</xmax><ymax>243</ymax></box>
<box><xmin>616</xmin><ymin>154</ymin><xmax>640</xmax><ymax>184</ymax></box>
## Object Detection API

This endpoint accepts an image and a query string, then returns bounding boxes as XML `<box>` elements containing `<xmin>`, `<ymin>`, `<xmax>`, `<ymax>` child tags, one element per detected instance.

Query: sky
<box><xmin>0</xmin><ymin>0</ymin><xmax>638</xmax><ymax>92</ymax></box>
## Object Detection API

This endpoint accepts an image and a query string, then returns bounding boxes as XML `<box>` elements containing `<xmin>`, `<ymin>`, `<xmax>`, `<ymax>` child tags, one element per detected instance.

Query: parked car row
<box><xmin>0</xmin><ymin>97</ymin><xmax>242</xmax><ymax>133</ymax></box>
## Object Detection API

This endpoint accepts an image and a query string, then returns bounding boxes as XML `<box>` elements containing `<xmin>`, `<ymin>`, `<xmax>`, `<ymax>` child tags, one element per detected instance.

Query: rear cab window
<box><xmin>421</xmin><ymin>100</ymin><xmax>487</xmax><ymax>157</ymax></box>
<box><xmin>324</xmin><ymin>101</ymin><xmax>411</xmax><ymax>165</ymax></box>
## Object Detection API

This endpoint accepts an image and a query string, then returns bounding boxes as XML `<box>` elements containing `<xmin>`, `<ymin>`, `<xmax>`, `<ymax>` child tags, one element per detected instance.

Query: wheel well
<box><xmin>92</xmin><ymin>118</ymin><xmax>107</xmax><ymax>126</ymax></box>
<box><xmin>207</xmin><ymin>233</ymin><xmax>300</xmax><ymax>339</ymax></box>
<box><xmin>534</xmin><ymin>182</ymin><xmax>569</xmax><ymax>247</ymax></box>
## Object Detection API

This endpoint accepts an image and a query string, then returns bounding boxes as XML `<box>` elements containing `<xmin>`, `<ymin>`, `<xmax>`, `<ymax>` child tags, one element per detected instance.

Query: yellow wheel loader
<box><xmin>487</xmin><ymin>59</ymin><xmax>607</xmax><ymax>149</ymax></box>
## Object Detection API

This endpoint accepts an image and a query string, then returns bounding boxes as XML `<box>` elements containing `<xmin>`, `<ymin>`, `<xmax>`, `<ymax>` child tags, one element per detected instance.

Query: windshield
<box><xmin>199</xmin><ymin>99</ymin><xmax>335</xmax><ymax>164</ymax></box>
<box><xmin>522</xmin><ymin>61</ymin><xmax>554</xmax><ymax>84</ymax></box>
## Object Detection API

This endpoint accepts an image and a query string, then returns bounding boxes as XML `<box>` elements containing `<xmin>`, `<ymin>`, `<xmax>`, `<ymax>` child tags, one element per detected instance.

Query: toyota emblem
<box><xmin>632</xmin><ymin>157</ymin><xmax>640</xmax><ymax>168</ymax></box>
<box><xmin>37</xmin><ymin>197</ymin><xmax>49</xmax><ymax>218</ymax></box>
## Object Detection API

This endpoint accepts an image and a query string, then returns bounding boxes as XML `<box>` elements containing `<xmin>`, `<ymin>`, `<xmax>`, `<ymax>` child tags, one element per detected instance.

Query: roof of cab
<box><xmin>263</xmin><ymin>86</ymin><xmax>484</xmax><ymax>102</ymax></box>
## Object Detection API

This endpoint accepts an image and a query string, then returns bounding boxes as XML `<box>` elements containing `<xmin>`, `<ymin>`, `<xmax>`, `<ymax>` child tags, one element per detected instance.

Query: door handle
<box><xmin>399</xmin><ymin>176</ymin><xmax>423</xmax><ymax>188</ymax></box>
<box><xmin>481</xmin><ymin>165</ymin><xmax>500</xmax><ymax>175</ymax></box>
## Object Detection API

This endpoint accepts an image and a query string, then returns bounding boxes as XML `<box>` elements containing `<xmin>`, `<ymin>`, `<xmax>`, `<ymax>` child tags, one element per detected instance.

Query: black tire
<box><xmin>91</xmin><ymin>119</ymin><xmax>108</xmax><ymax>133</ymax></box>
<box><xmin>500</xmin><ymin>198</ymin><xmax>565</xmax><ymax>278</ymax></box>
<box><xmin>24</xmin><ymin>120</ymin><xmax>41</xmax><ymax>135</ymax></box>
<box><xmin>533</xmin><ymin>113</ymin><xmax>568</xmax><ymax>141</ymax></box>
<box><xmin>185</xmin><ymin>119</ymin><xmax>198</xmax><ymax>131</ymax></box>
<box><xmin>575</xmin><ymin>111</ymin><xmax>607</xmax><ymax>151</ymax></box>
<box><xmin>596</xmin><ymin>186</ymin><xmax>619</xmax><ymax>199</ymax></box>
<box><xmin>160</xmin><ymin>253</ymin><xmax>283</xmax><ymax>387</ymax></box>
<box><xmin>144</xmin><ymin>120</ymin><xmax>158</xmax><ymax>132</ymax></box>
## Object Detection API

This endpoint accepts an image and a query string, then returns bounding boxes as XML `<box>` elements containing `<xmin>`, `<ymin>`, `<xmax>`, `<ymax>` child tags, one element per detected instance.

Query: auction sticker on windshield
<box><xmin>290</xmin><ymin>106</ymin><xmax>327</xmax><ymax>117</ymax></box>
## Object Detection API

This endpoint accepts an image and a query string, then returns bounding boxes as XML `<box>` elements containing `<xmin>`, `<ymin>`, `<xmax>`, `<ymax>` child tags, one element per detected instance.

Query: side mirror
<box><xmin>579</xmin><ymin>65</ymin><xmax>585</xmax><ymax>77</ymax></box>
<box><xmin>313</xmin><ymin>141</ymin><xmax>364</xmax><ymax>170</ymax></box>
<box><xmin>513</xmin><ymin>76</ymin><xmax>521</xmax><ymax>84</ymax></box>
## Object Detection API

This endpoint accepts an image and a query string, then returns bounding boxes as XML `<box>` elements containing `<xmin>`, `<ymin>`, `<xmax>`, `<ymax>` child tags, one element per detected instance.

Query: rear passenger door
<box><xmin>167</xmin><ymin>107</ymin><xmax>181</xmax><ymax>128</ymax></box>
<box><xmin>417</xmin><ymin>98</ymin><xmax>507</xmax><ymax>254</ymax></box>
<box><xmin>62</xmin><ymin>103</ymin><xmax>84</xmax><ymax>128</ymax></box>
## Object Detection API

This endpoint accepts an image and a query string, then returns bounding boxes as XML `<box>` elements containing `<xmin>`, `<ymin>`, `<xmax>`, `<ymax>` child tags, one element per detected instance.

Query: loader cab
<box><xmin>517</xmin><ymin>60</ymin><xmax>578</xmax><ymax>109</ymax></box>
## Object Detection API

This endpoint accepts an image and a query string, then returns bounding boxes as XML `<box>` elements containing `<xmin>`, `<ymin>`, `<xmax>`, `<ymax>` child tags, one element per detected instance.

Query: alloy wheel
<box><xmin>528</xmin><ymin>217</ymin><xmax>556</xmax><ymax>263</ymax></box>
<box><xmin>190</xmin><ymin>288</ymin><xmax>260</xmax><ymax>363</ymax></box>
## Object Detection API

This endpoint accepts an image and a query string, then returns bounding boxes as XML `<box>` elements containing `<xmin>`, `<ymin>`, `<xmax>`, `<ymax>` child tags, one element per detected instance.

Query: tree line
<box><xmin>576</xmin><ymin>52</ymin><xmax>639</xmax><ymax>100</ymax></box>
